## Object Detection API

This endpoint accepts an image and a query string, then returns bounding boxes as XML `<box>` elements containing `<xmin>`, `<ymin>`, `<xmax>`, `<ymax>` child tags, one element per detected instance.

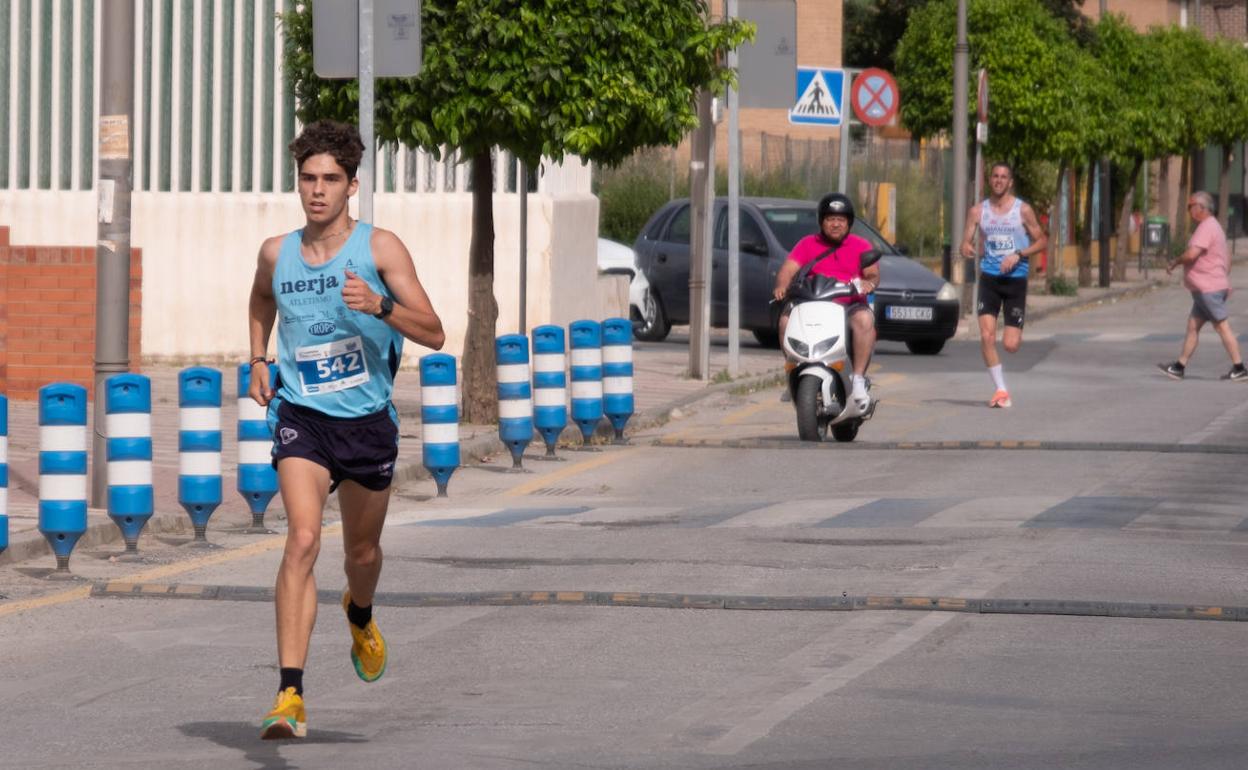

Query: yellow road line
<box><xmin>502</xmin><ymin>448</ymin><xmax>639</xmax><ymax>497</ymax></box>
<box><xmin>0</xmin><ymin>523</ymin><xmax>342</xmax><ymax>620</ymax></box>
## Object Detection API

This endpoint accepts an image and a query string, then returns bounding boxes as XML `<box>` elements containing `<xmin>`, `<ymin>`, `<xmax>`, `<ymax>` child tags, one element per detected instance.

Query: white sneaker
<box><xmin>851</xmin><ymin>384</ymin><xmax>870</xmax><ymax>412</ymax></box>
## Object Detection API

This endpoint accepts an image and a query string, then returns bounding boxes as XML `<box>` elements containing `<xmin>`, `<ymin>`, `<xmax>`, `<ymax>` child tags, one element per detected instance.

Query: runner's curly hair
<box><xmin>288</xmin><ymin>120</ymin><xmax>365</xmax><ymax>179</ymax></box>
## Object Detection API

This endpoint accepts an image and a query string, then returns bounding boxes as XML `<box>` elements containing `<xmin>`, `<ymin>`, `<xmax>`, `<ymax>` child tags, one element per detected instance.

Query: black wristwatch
<box><xmin>373</xmin><ymin>296</ymin><xmax>394</xmax><ymax>319</ymax></box>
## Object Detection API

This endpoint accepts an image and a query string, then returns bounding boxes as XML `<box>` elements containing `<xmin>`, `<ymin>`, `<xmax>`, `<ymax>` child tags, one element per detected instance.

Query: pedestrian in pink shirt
<box><xmin>1159</xmin><ymin>191</ymin><xmax>1246</xmax><ymax>381</ymax></box>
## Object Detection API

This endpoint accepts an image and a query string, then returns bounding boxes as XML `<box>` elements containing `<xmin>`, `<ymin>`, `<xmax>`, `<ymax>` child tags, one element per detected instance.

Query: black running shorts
<box><xmin>977</xmin><ymin>273</ymin><xmax>1028</xmax><ymax>328</ymax></box>
<box><xmin>271</xmin><ymin>400</ymin><xmax>399</xmax><ymax>492</ymax></box>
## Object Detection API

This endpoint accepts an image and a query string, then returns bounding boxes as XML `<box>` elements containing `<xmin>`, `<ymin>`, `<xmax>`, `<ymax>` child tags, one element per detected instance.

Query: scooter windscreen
<box><xmin>788</xmin><ymin>274</ymin><xmax>856</xmax><ymax>303</ymax></box>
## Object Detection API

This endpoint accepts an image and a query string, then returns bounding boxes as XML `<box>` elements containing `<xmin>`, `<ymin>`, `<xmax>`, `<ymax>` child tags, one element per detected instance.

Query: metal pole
<box><xmin>92</xmin><ymin>0</ymin><xmax>136</xmax><ymax>508</ymax></box>
<box><xmin>358</xmin><ymin>0</ymin><xmax>374</xmax><ymax>224</ymax></box>
<box><xmin>952</xmin><ymin>0</ymin><xmax>970</xmax><ymax>292</ymax></box>
<box><xmin>519</xmin><ymin>162</ymin><xmax>528</xmax><ymax>334</ymax></box>
<box><xmin>688</xmin><ymin>90</ymin><xmax>714</xmax><ymax>380</ymax></box>
<box><xmin>1098</xmin><ymin>0</ymin><xmax>1109</xmax><ymax>287</ymax></box>
<box><xmin>726</xmin><ymin>0</ymin><xmax>740</xmax><ymax>377</ymax></box>
<box><xmin>838</xmin><ymin>71</ymin><xmax>851</xmax><ymax>193</ymax></box>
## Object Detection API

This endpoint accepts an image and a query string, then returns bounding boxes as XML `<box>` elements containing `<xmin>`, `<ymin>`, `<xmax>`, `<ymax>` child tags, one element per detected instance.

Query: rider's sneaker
<box><xmin>989</xmin><ymin>389</ymin><xmax>1012</xmax><ymax>408</ymax></box>
<box><xmin>1158</xmin><ymin>361</ymin><xmax>1185</xmax><ymax>380</ymax></box>
<box><xmin>260</xmin><ymin>687</ymin><xmax>306</xmax><ymax>740</ymax></box>
<box><xmin>343</xmin><ymin>591</ymin><xmax>387</xmax><ymax>682</ymax></box>
<box><xmin>851</xmin><ymin>385</ymin><xmax>871</xmax><ymax>412</ymax></box>
<box><xmin>1222</xmin><ymin>365</ymin><xmax>1248</xmax><ymax>381</ymax></box>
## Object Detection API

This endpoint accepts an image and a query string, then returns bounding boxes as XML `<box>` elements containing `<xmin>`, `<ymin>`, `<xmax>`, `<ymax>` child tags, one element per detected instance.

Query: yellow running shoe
<box><xmin>343</xmin><ymin>590</ymin><xmax>387</xmax><ymax>682</ymax></box>
<box><xmin>260</xmin><ymin>687</ymin><xmax>306</xmax><ymax>740</ymax></box>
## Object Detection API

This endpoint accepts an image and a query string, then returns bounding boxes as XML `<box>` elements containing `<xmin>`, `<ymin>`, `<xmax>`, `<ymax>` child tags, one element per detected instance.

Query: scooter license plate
<box><xmin>885</xmin><ymin>305</ymin><xmax>933</xmax><ymax>321</ymax></box>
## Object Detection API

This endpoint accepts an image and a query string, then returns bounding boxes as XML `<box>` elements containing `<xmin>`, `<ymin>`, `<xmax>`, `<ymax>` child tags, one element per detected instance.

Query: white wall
<box><xmin>0</xmin><ymin>186</ymin><xmax>601</xmax><ymax>365</ymax></box>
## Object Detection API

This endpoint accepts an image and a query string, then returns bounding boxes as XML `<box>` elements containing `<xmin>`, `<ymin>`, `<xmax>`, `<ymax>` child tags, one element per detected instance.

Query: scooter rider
<box><xmin>772</xmin><ymin>192</ymin><xmax>880</xmax><ymax>410</ymax></box>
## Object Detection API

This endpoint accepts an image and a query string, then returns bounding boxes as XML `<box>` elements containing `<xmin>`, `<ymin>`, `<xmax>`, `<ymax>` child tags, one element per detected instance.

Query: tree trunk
<box><xmin>1046</xmin><ymin>161</ymin><xmax>1066</xmax><ymax>289</ymax></box>
<box><xmin>1158</xmin><ymin>158</ymin><xmax>1170</xmax><ymax>234</ymax></box>
<box><xmin>461</xmin><ymin>150</ymin><xmax>499</xmax><ymax>425</ymax></box>
<box><xmin>1113</xmin><ymin>156</ymin><xmax>1142</xmax><ymax>282</ymax></box>
<box><xmin>1218</xmin><ymin>144</ymin><xmax>1232</xmax><ymax>232</ymax></box>
<box><xmin>1177</xmin><ymin>152</ymin><xmax>1191</xmax><ymax>241</ymax></box>
<box><xmin>1078</xmin><ymin>163</ymin><xmax>1093</xmax><ymax>288</ymax></box>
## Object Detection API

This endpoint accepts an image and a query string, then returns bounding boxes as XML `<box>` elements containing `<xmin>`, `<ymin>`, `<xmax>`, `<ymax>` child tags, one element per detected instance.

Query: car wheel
<box><xmin>632</xmin><ymin>291</ymin><xmax>671</xmax><ymax>342</ymax></box>
<box><xmin>905</xmin><ymin>339</ymin><xmax>945</xmax><ymax>355</ymax></box>
<box><xmin>751</xmin><ymin>328</ymin><xmax>780</xmax><ymax>348</ymax></box>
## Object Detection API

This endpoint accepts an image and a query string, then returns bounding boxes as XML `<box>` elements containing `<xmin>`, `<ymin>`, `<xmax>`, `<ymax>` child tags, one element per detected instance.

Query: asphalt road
<box><xmin>2</xmin><ymin>285</ymin><xmax>1247</xmax><ymax>769</ymax></box>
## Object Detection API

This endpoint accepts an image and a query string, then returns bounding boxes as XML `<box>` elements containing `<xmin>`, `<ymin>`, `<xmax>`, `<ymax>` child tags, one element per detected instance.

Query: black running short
<box><xmin>976</xmin><ymin>273</ymin><xmax>1028</xmax><ymax>328</ymax></box>
<box><xmin>271</xmin><ymin>400</ymin><xmax>399</xmax><ymax>492</ymax></box>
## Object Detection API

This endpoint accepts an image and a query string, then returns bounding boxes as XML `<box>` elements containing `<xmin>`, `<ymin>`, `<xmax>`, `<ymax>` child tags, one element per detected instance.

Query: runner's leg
<box><xmin>338</xmin><ymin>480</ymin><xmax>392</xmax><ymax>607</ymax></box>
<box><xmin>275</xmin><ymin>457</ymin><xmax>331</xmax><ymax>670</ymax></box>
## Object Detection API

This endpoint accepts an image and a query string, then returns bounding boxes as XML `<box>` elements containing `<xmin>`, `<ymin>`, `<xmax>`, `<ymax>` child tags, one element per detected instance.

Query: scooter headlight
<box><xmin>811</xmin><ymin>336</ymin><xmax>840</xmax><ymax>358</ymax></box>
<box><xmin>786</xmin><ymin>337</ymin><xmax>809</xmax><ymax>356</ymax></box>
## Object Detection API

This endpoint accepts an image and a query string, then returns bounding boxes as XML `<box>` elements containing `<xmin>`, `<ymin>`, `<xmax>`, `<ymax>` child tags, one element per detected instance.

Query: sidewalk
<box><xmin>3</xmin><ymin>240</ymin><xmax>1240</xmax><ymax>566</ymax></box>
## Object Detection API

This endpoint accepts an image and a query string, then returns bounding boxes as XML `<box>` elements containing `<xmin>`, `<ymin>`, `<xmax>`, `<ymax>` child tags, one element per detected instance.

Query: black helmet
<box><xmin>817</xmin><ymin>192</ymin><xmax>855</xmax><ymax>230</ymax></box>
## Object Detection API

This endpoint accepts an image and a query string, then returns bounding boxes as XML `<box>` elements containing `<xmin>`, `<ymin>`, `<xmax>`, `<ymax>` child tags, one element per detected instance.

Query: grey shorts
<box><xmin>1190</xmin><ymin>290</ymin><xmax>1230</xmax><ymax>323</ymax></box>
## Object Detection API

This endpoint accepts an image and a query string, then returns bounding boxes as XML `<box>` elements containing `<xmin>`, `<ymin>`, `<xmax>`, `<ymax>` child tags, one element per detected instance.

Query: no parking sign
<box><xmin>851</xmin><ymin>68</ymin><xmax>899</xmax><ymax>127</ymax></box>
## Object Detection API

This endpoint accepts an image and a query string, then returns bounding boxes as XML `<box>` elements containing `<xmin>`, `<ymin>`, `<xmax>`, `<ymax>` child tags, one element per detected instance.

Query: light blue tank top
<box><xmin>979</xmin><ymin>198</ymin><xmax>1031</xmax><ymax>278</ymax></box>
<box><xmin>271</xmin><ymin>223</ymin><xmax>403</xmax><ymax>418</ymax></box>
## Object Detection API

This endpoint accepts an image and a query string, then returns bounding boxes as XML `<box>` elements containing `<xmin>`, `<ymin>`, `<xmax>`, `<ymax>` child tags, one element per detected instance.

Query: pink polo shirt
<box><xmin>788</xmin><ymin>232</ymin><xmax>872</xmax><ymax>289</ymax></box>
<box><xmin>1185</xmin><ymin>216</ymin><xmax>1231</xmax><ymax>293</ymax></box>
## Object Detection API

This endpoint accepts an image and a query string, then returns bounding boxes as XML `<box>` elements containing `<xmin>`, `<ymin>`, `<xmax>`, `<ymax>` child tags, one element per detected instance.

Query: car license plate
<box><xmin>885</xmin><ymin>305</ymin><xmax>933</xmax><ymax>322</ymax></box>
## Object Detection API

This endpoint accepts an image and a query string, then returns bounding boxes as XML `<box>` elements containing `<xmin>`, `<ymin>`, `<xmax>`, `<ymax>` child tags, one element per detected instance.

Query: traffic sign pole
<box><xmin>727</xmin><ymin>0</ymin><xmax>741</xmax><ymax>378</ymax></box>
<box><xmin>358</xmin><ymin>0</ymin><xmax>374</xmax><ymax>224</ymax></box>
<box><xmin>838</xmin><ymin>73</ymin><xmax>850</xmax><ymax>193</ymax></box>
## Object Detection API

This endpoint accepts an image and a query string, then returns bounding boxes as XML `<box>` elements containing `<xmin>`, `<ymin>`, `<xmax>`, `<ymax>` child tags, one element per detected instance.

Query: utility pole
<box><xmin>952</xmin><ymin>0</ymin><xmax>970</xmax><ymax>307</ymax></box>
<box><xmin>726</xmin><ymin>0</ymin><xmax>740</xmax><ymax>378</ymax></box>
<box><xmin>1098</xmin><ymin>0</ymin><xmax>1110</xmax><ymax>288</ymax></box>
<box><xmin>358</xmin><ymin>0</ymin><xmax>375</xmax><ymax>224</ymax></box>
<box><xmin>92</xmin><ymin>1</ymin><xmax>136</xmax><ymax>508</ymax></box>
<box><xmin>688</xmin><ymin>90</ymin><xmax>714</xmax><ymax>380</ymax></box>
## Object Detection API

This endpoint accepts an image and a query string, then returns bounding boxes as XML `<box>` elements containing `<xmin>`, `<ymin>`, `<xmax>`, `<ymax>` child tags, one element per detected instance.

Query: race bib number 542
<box><xmin>296</xmin><ymin>336</ymin><xmax>371</xmax><ymax>395</ymax></box>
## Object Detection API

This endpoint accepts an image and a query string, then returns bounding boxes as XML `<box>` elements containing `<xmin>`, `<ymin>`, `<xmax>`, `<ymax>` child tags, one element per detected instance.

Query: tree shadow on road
<box><xmin>178</xmin><ymin>721</ymin><xmax>367</xmax><ymax>770</ymax></box>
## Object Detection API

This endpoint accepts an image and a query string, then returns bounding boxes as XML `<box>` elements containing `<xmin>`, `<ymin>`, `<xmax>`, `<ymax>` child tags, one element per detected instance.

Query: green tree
<box><xmin>284</xmin><ymin>1</ymin><xmax>751</xmax><ymax>422</ymax></box>
<box><xmin>1203</xmin><ymin>39</ymin><xmax>1248</xmax><ymax>231</ymax></box>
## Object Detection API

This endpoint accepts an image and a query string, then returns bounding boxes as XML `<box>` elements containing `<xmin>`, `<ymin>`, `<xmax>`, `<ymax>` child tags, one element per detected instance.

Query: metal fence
<box><xmin>1</xmin><ymin>0</ymin><xmax>543</xmax><ymax>196</ymax></box>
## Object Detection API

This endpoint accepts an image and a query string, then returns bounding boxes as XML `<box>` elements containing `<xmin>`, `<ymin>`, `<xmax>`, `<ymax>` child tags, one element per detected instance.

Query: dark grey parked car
<box><xmin>631</xmin><ymin>197</ymin><xmax>961</xmax><ymax>354</ymax></box>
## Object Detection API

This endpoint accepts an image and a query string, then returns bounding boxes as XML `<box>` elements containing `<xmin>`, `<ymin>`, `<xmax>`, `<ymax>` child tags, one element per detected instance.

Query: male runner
<box><xmin>960</xmin><ymin>162</ymin><xmax>1048</xmax><ymax>408</ymax></box>
<box><xmin>248</xmin><ymin>120</ymin><xmax>444</xmax><ymax>739</ymax></box>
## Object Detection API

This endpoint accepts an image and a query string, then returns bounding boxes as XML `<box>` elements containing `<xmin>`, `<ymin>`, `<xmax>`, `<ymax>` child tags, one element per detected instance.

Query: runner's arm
<box><xmin>247</xmin><ymin>237</ymin><xmax>281</xmax><ymax>405</ymax></box>
<box><xmin>361</xmin><ymin>228</ymin><xmax>445</xmax><ymax>350</ymax></box>
<box><xmin>959</xmin><ymin>203</ymin><xmax>981</xmax><ymax>258</ymax></box>
<box><xmin>1001</xmin><ymin>203</ymin><xmax>1049</xmax><ymax>274</ymax></box>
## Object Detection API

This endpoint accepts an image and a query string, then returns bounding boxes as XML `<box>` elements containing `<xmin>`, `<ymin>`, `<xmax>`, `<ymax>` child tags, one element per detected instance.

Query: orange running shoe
<box><xmin>989</xmin><ymin>389</ymin><xmax>1012</xmax><ymax>408</ymax></box>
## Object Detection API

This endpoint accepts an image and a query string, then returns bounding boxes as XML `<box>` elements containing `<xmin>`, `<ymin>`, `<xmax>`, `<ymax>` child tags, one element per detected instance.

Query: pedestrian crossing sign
<box><xmin>788</xmin><ymin>67</ymin><xmax>844</xmax><ymax>126</ymax></box>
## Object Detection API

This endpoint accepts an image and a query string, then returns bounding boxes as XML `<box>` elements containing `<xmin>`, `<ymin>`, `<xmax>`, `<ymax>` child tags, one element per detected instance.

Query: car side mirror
<box><xmin>742</xmin><ymin>237</ymin><xmax>768</xmax><ymax>256</ymax></box>
<box><xmin>894</xmin><ymin>243</ymin><xmax>910</xmax><ymax>256</ymax></box>
<box><xmin>860</xmin><ymin>249</ymin><xmax>883</xmax><ymax>268</ymax></box>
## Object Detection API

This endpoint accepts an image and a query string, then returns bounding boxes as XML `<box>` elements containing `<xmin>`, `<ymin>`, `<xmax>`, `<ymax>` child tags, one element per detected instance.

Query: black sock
<box><xmin>347</xmin><ymin>600</ymin><xmax>373</xmax><ymax>630</ymax></box>
<box><xmin>279</xmin><ymin>667</ymin><xmax>303</xmax><ymax>696</ymax></box>
<box><xmin>1234</xmin><ymin>363</ymin><xmax>1246</xmax><ymax>372</ymax></box>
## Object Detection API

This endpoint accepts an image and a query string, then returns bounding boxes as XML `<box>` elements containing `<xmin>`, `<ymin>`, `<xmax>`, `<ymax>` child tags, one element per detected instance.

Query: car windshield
<box><xmin>761</xmin><ymin>205</ymin><xmax>897</xmax><ymax>255</ymax></box>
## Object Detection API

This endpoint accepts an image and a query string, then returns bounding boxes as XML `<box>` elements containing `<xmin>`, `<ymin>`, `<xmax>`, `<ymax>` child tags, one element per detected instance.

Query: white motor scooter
<box><xmin>777</xmin><ymin>251</ymin><xmax>881</xmax><ymax>442</ymax></box>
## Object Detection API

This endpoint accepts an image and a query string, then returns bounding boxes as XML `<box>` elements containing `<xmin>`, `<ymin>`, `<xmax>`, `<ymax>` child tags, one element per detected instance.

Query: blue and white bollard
<box><xmin>601</xmin><ymin>318</ymin><xmax>635</xmax><ymax>444</ymax></box>
<box><xmin>420</xmin><ymin>353</ymin><xmax>459</xmax><ymax>497</ymax></box>
<box><xmin>105</xmin><ymin>374</ymin><xmax>153</xmax><ymax>557</ymax></box>
<box><xmin>237</xmin><ymin>362</ymin><xmax>279</xmax><ymax>532</ymax></box>
<box><xmin>531</xmin><ymin>325</ymin><xmax>568</xmax><ymax>459</ymax></box>
<box><xmin>569</xmin><ymin>320</ymin><xmax>604</xmax><ymax>447</ymax></box>
<box><xmin>38</xmin><ymin>383</ymin><xmax>88</xmax><ymax>575</ymax></box>
<box><xmin>179</xmin><ymin>367</ymin><xmax>222</xmax><ymax>545</ymax></box>
<box><xmin>0</xmin><ymin>395</ymin><xmax>8</xmax><ymax>558</ymax></box>
<box><xmin>496</xmin><ymin>334</ymin><xmax>533</xmax><ymax>470</ymax></box>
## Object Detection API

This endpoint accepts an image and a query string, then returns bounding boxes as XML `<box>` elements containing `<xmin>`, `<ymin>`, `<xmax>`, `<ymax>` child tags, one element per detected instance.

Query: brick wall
<box><xmin>0</xmin><ymin>226</ymin><xmax>142</xmax><ymax>400</ymax></box>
